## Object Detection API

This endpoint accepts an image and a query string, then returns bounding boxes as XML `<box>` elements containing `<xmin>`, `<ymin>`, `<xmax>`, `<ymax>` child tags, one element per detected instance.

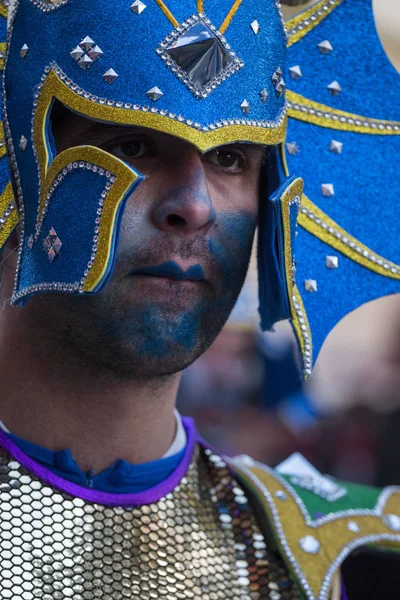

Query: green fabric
<box><xmin>279</xmin><ymin>474</ymin><xmax>382</xmax><ymax>519</ymax></box>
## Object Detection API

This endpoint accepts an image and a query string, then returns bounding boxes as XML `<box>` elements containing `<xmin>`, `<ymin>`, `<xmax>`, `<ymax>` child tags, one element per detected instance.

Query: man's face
<box><xmin>32</xmin><ymin>113</ymin><xmax>263</xmax><ymax>376</ymax></box>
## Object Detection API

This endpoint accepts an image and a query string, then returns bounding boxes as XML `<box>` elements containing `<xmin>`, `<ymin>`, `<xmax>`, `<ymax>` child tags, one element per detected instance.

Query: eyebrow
<box><xmin>75</xmin><ymin>119</ymin><xmax>266</xmax><ymax>160</ymax></box>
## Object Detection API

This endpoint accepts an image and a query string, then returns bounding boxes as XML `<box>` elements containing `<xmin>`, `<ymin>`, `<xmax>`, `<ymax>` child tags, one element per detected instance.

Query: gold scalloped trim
<box><xmin>0</xmin><ymin>5</ymin><xmax>7</xmax><ymax>19</ymax></box>
<box><xmin>0</xmin><ymin>121</ymin><xmax>6</xmax><ymax>159</ymax></box>
<box><xmin>286</xmin><ymin>0</ymin><xmax>343</xmax><ymax>48</ymax></box>
<box><xmin>280</xmin><ymin>178</ymin><xmax>313</xmax><ymax>377</ymax></box>
<box><xmin>0</xmin><ymin>42</ymin><xmax>7</xmax><ymax>71</ymax></box>
<box><xmin>0</xmin><ymin>183</ymin><xmax>18</xmax><ymax>250</ymax></box>
<box><xmin>287</xmin><ymin>91</ymin><xmax>400</xmax><ymax>134</ymax></box>
<box><xmin>232</xmin><ymin>458</ymin><xmax>400</xmax><ymax>600</ymax></box>
<box><xmin>299</xmin><ymin>195</ymin><xmax>400</xmax><ymax>280</ymax></box>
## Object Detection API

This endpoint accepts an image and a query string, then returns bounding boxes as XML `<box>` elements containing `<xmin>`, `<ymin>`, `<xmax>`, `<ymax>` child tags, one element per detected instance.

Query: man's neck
<box><xmin>0</xmin><ymin>298</ymin><xmax>181</xmax><ymax>474</ymax></box>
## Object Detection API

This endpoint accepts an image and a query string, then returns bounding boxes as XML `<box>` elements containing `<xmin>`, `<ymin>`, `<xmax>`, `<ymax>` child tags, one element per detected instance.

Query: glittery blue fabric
<box><xmin>285</xmin><ymin>0</ymin><xmax>400</xmax><ymax>368</ymax></box>
<box><xmin>4</xmin><ymin>0</ymin><xmax>286</xmax><ymax>302</ymax></box>
<box><xmin>258</xmin><ymin>169</ymin><xmax>300</xmax><ymax>331</ymax></box>
<box><xmin>7</xmin><ymin>0</ymin><xmax>286</xmax><ymax>125</ymax></box>
<box><xmin>18</xmin><ymin>169</ymin><xmax>107</xmax><ymax>292</ymax></box>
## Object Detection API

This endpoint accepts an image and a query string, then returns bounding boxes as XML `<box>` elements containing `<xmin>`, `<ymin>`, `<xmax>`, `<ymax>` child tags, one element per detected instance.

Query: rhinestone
<box><xmin>275</xmin><ymin>490</ymin><xmax>287</xmax><ymax>501</ymax></box>
<box><xmin>289</xmin><ymin>65</ymin><xmax>302</xmax><ymax>79</ymax></box>
<box><xmin>250</xmin><ymin>20</ymin><xmax>260</xmax><ymax>35</ymax></box>
<box><xmin>20</xmin><ymin>44</ymin><xmax>29</xmax><ymax>58</ymax></box>
<box><xmin>240</xmin><ymin>99</ymin><xmax>251</xmax><ymax>115</ymax></box>
<box><xmin>87</xmin><ymin>45</ymin><xmax>103</xmax><ymax>61</ymax></box>
<box><xmin>272</xmin><ymin>67</ymin><xmax>282</xmax><ymax>84</ymax></box>
<box><xmin>275</xmin><ymin>78</ymin><xmax>285</xmax><ymax>97</ymax></box>
<box><xmin>103</xmin><ymin>68</ymin><xmax>119</xmax><ymax>84</ymax></box>
<box><xmin>318</xmin><ymin>39</ymin><xmax>333</xmax><ymax>54</ymax></box>
<box><xmin>130</xmin><ymin>0</ymin><xmax>147</xmax><ymax>14</ymax></box>
<box><xmin>383</xmin><ymin>514</ymin><xmax>400</xmax><ymax>532</ymax></box>
<box><xmin>348</xmin><ymin>521</ymin><xmax>360</xmax><ymax>533</ymax></box>
<box><xmin>321</xmin><ymin>183</ymin><xmax>335</xmax><ymax>197</ymax></box>
<box><xmin>304</xmin><ymin>279</ymin><xmax>317</xmax><ymax>293</ymax></box>
<box><xmin>78</xmin><ymin>55</ymin><xmax>93</xmax><ymax>70</ymax></box>
<box><xmin>330</xmin><ymin>140</ymin><xmax>343</xmax><ymax>154</ymax></box>
<box><xmin>286</xmin><ymin>141</ymin><xmax>299</xmax><ymax>155</ymax></box>
<box><xmin>325</xmin><ymin>255</ymin><xmax>338</xmax><ymax>269</ymax></box>
<box><xmin>147</xmin><ymin>86</ymin><xmax>164</xmax><ymax>102</ymax></box>
<box><xmin>79</xmin><ymin>36</ymin><xmax>95</xmax><ymax>51</ymax></box>
<box><xmin>299</xmin><ymin>535</ymin><xmax>320</xmax><ymax>554</ymax></box>
<box><xmin>19</xmin><ymin>135</ymin><xmax>28</xmax><ymax>151</ymax></box>
<box><xmin>27</xmin><ymin>235</ymin><xmax>34</xmax><ymax>250</ymax></box>
<box><xmin>328</xmin><ymin>80</ymin><xmax>342</xmax><ymax>95</ymax></box>
<box><xmin>260</xmin><ymin>88</ymin><xmax>268</xmax><ymax>103</ymax></box>
<box><xmin>43</xmin><ymin>228</ymin><xmax>63</xmax><ymax>263</ymax></box>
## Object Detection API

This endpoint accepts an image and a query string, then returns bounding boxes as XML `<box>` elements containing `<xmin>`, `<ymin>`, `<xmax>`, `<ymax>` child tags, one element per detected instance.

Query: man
<box><xmin>0</xmin><ymin>0</ymin><xmax>399</xmax><ymax>599</ymax></box>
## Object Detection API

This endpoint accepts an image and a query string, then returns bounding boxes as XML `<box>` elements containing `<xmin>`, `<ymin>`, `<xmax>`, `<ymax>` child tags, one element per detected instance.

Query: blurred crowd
<box><xmin>177</xmin><ymin>294</ymin><xmax>400</xmax><ymax>487</ymax></box>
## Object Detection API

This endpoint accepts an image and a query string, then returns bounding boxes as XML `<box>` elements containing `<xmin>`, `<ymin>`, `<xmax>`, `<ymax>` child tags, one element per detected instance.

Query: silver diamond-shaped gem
<box><xmin>275</xmin><ymin>78</ymin><xmax>285</xmax><ymax>97</ymax></box>
<box><xmin>130</xmin><ymin>0</ymin><xmax>147</xmax><ymax>14</ymax></box>
<box><xmin>147</xmin><ymin>86</ymin><xmax>164</xmax><ymax>102</ymax></box>
<box><xmin>322</xmin><ymin>183</ymin><xmax>335</xmax><ymax>197</ymax></box>
<box><xmin>326</xmin><ymin>255</ymin><xmax>339</xmax><ymax>269</ymax></box>
<box><xmin>27</xmin><ymin>235</ymin><xmax>34</xmax><ymax>250</ymax></box>
<box><xmin>348</xmin><ymin>521</ymin><xmax>360</xmax><ymax>533</ymax></box>
<box><xmin>70</xmin><ymin>45</ymin><xmax>84</xmax><ymax>61</ymax></box>
<box><xmin>78</xmin><ymin>54</ymin><xmax>94</xmax><ymax>70</ymax></box>
<box><xmin>328</xmin><ymin>80</ymin><xmax>342</xmax><ymax>96</ymax></box>
<box><xmin>330</xmin><ymin>140</ymin><xmax>343</xmax><ymax>154</ymax></box>
<box><xmin>240</xmin><ymin>99</ymin><xmax>251</xmax><ymax>115</ymax></box>
<box><xmin>272</xmin><ymin>67</ymin><xmax>282</xmax><ymax>85</ymax></box>
<box><xmin>88</xmin><ymin>44</ymin><xmax>103</xmax><ymax>61</ymax></box>
<box><xmin>43</xmin><ymin>228</ymin><xmax>62</xmax><ymax>263</ymax></box>
<box><xmin>161</xmin><ymin>18</ymin><xmax>242</xmax><ymax>97</ymax></box>
<box><xmin>250</xmin><ymin>20</ymin><xmax>260</xmax><ymax>35</ymax></box>
<box><xmin>275</xmin><ymin>490</ymin><xmax>287</xmax><ymax>501</ymax></box>
<box><xmin>79</xmin><ymin>36</ymin><xmax>95</xmax><ymax>51</ymax></box>
<box><xmin>20</xmin><ymin>44</ymin><xmax>29</xmax><ymax>58</ymax></box>
<box><xmin>304</xmin><ymin>279</ymin><xmax>317</xmax><ymax>293</ymax></box>
<box><xmin>286</xmin><ymin>141</ymin><xmax>299</xmax><ymax>155</ymax></box>
<box><xmin>260</xmin><ymin>88</ymin><xmax>268</xmax><ymax>103</ymax></box>
<box><xmin>299</xmin><ymin>535</ymin><xmax>320</xmax><ymax>554</ymax></box>
<box><xmin>19</xmin><ymin>135</ymin><xmax>28</xmax><ymax>151</ymax></box>
<box><xmin>289</xmin><ymin>65</ymin><xmax>302</xmax><ymax>79</ymax></box>
<box><xmin>103</xmin><ymin>68</ymin><xmax>119</xmax><ymax>84</ymax></box>
<box><xmin>383</xmin><ymin>514</ymin><xmax>400</xmax><ymax>532</ymax></box>
<box><xmin>318</xmin><ymin>40</ymin><xmax>333</xmax><ymax>55</ymax></box>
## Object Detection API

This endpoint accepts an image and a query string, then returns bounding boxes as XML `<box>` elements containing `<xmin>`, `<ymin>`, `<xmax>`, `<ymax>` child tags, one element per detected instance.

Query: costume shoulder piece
<box><xmin>283</xmin><ymin>0</ymin><xmax>400</xmax><ymax>377</ymax></box>
<box><xmin>230</xmin><ymin>453</ymin><xmax>400</xmax><ymax>600</ymax></box>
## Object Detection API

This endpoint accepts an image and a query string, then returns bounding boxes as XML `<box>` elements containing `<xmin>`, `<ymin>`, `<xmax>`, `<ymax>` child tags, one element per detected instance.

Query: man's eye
<box><xmin>109</xmin><ymin>140</ymin><xmax>152</xmax><ymax>160</ymax></box>
<box><xmin>207</xmin><ymin>148</ymin><xmax>244</xmax><ymax>171</ymax></box>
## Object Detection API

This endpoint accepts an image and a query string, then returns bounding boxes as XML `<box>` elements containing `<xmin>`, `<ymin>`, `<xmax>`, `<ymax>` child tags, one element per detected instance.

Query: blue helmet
<box><xmin>0</xmin><ymin>0</ymin><xmax>398</xmax><ymax>377</ymax></box>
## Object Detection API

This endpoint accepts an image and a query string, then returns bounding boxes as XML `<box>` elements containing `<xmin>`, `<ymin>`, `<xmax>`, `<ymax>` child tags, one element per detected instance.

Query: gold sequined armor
<box><xmin>0</xmin><ymin>446</ymin><xmax>302</xmax><ymax>600</ymax></box>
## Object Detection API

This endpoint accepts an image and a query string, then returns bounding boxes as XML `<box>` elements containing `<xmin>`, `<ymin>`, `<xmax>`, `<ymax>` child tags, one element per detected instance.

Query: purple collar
<box><xmin>0</xmin><ymin>417</ymin><xmax>198</xmax><ymax>506</ymax></box>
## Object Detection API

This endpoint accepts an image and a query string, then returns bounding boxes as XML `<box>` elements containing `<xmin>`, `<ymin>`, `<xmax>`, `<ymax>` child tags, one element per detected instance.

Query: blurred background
<box><xmin>178</xmin><ymin>0</ymin><xmax>400</xmax><ymax>488</ymax></box>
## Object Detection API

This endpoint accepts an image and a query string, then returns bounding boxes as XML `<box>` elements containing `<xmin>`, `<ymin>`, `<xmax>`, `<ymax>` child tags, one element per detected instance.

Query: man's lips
<box><xmin>130</xmin><ymin>261</ymin><xmax>206</xmax><ymax>282</ymax></box>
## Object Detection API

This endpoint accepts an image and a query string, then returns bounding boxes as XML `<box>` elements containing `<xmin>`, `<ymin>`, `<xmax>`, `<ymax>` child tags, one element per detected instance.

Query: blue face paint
<box><xmin>68</xmin><ymin>209</ymin><xmax>257</xmax><ymax>375</ymax></box>
<box><xmin>124</xmin><ymin>210</ymin><xmax>257</xmax><ymax>363</ymax></box>
<box><xmin>130</xmin><ymin>262</ymin><xmax>205</xmax><ymax>282</ymax></box>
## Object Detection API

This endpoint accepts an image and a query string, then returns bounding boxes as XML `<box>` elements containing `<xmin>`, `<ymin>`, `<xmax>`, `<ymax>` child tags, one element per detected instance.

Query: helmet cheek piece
<box><xmin>11</xmin><ymin>78</ymin><xmax>144</xmax><ymax>304</ymax></box>
<box><xmin>258</xmin><ymin>145</ymin><xmax>307</xmax><ymax>371</ymax></box>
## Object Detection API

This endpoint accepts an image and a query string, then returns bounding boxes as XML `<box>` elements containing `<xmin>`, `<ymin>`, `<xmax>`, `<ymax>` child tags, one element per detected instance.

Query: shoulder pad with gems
<box><xmin>229</xmin><ymin>454</ymin><xmax>400</xmax><ymax>600</ymax></box>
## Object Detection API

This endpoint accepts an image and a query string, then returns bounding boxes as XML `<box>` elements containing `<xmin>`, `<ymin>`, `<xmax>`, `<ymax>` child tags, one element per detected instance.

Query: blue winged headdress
<box><xmin>283</xmin><ymin>0</ymin><xmax>400</xmax><ymax>376</ymax></box>
<box><xmin>0</xmin><ymin>0</ymin><xmax>398</xmax><ymax>379</ymax></box>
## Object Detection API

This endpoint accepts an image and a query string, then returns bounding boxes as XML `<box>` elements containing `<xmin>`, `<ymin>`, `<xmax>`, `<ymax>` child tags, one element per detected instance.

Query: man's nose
<box><xmin>151</xmin><ymin>154</ymin><xmax>216</xmax><ymax>235</ymax></box>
